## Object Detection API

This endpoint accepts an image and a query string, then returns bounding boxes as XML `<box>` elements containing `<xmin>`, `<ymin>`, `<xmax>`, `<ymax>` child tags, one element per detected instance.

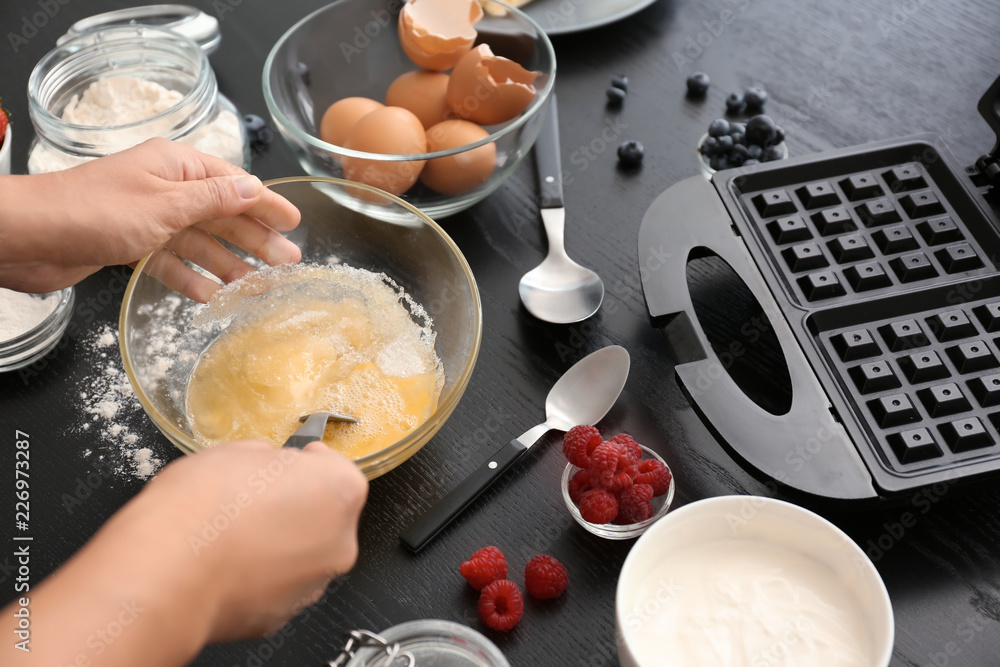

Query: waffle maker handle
<box><xmin>639</xmin><ymin>176</ymin><xmax>877</xmax><ymax>500</ymax></box>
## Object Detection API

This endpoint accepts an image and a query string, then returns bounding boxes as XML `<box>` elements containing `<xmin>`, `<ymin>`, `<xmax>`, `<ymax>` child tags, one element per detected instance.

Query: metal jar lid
<box><xmin>334</xmin><ymin>621</ymin><xmax>510</xmax><ymax>667</ymax></box>
<box><xmin>56</xmin><ymin>5</ymin><xmax>221</xmax><ymax>54</ymax></box>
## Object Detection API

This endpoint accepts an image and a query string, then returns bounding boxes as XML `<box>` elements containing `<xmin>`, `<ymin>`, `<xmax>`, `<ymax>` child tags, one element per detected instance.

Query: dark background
<box><xmin>2</xmin><ymin>0</ymin><xmax>1000</xmax><ymax>664</ymax></box>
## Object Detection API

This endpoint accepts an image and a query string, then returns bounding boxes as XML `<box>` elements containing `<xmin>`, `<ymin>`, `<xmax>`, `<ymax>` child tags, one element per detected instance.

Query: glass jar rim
<box><xmin>28</xmin><ymin>24</ymin><xmax>212</xmax><ymax>134</ymax></box>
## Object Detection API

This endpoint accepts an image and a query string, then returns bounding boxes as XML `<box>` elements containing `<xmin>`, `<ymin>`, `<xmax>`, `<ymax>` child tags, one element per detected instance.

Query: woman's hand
<box><xmin>0</xmin><ymin>138</ymin><xmax>301</xmax><ymax>301</ymax></box>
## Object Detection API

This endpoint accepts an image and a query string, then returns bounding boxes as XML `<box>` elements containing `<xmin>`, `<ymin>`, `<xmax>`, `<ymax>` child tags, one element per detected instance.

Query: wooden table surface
<box><xmin>2</xmin><ymin>0</ymin><xmax>1000</xmax><ymax>664</ymax></box>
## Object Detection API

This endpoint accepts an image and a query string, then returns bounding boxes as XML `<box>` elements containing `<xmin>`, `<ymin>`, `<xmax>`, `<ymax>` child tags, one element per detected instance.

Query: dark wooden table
<box><xmin>3</xmin><ymin>0</ymin><xmax>1000</xmax><ymax>664</ymax></box>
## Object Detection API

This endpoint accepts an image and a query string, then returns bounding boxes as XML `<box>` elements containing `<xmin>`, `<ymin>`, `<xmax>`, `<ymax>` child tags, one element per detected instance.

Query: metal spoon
<box><xmin>400</xmin><ymin>345</ymin><xmax>630</xmax><ymax>552</ymax></box>
<box><xmin>518</xmin><ymin>95</ymin><xmax>605</xmax><ymax>324</ymax></box>
<box><xmin>283</xmin><ymin>412</ymin><xmax>358</xmax><ymax>449</ymax></box>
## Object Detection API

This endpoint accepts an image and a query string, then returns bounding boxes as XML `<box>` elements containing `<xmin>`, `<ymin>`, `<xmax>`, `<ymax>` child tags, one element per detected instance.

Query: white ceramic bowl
<box><xmin>0</xmin><ymin>125</ymin><xmax>10</xmax><ymax>174</ymax></box>
<box><xmin>616</xmin><ymin>496</ymin><xmax>893</xmax><ymax>667</ymax></box>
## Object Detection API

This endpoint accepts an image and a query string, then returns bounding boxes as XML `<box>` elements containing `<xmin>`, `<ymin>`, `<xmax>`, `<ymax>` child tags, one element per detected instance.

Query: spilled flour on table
<box><xmin>73</xmin><ymin>325</ymin><xmax>167</xmax><ymax>480</ymax></box>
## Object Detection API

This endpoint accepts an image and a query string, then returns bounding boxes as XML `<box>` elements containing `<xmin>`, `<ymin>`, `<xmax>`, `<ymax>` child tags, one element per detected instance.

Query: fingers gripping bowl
<box><xmin>262</xmin><ymin>0</ymin><xmax>556</xmax><ymax>219</ymax></box>
<box><xmin>119</xmin><ymin>177</ymin><xmax>482</xmax><ymax>479</ymax></box>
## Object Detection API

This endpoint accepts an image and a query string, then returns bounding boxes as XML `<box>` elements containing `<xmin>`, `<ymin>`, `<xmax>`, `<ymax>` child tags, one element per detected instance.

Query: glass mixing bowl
<box><xmin>262</xmin><ymin>0</ymin><xmax>556</xmax><ymax>219</ymax></box>
<box><xmin>119</xmin><ymin>177</ymin><xmax>482</xmax><ymax>479</ymax></box>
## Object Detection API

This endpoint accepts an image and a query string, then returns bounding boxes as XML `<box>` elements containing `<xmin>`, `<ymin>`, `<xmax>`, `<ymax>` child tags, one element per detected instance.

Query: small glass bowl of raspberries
<box><xmin>560</xmin><ymin>426</ymin><xmax>675</xmax><ymax>539</ymax></box>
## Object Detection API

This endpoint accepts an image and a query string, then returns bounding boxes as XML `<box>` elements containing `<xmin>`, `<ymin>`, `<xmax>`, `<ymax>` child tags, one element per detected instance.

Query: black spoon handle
<box><xmin>400</xmin><ymin>438</ymin><xmax>528</xmax><ymax>553</ymax></box>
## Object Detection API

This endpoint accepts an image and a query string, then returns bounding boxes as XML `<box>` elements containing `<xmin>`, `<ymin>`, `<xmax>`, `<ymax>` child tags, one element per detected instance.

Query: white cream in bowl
<box><xmin>616</xmin><ymin>496</ymin><xmax>893</xmax><ymax>667</ymax></box>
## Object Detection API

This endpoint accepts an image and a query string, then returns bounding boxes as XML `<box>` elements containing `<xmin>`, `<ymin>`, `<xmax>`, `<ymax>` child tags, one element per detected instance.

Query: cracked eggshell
<box><xmin>398</xmin><ymin>0</ymin><xmax>483</xmax><ymax>72</ymax></box>
<box><xmin>446</xmin><ymin>44</ymin><xmax>538</xmax><ymax>126</ymax></box>
<box><xmin>341</xmin><ymin>106</ymin><xmax>427</xmax><ymax>196</ymax></box>
<box><xmin>421</xmin><ymin>119</ymin><xmax>496</xmax><ymax>195</ymax></box>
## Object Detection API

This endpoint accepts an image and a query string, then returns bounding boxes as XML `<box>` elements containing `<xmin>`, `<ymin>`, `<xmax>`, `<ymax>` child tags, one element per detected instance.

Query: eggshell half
<box><xmin>341</xmin><ymin>106</ymin><xmax>427</xmax><ymax>195</ymax></box>
<box><xmin>398</xmin><ymin>0</ymin><xmax>483</xmax><ymax>71</ymax></box>
<box><xmin>446</xmin><ymin>44</ymin><xmax>538</xmax><ymax>126</ymax></box>
<box><xmin>421</xmin><ymin>119</ymin><xmax>497</xmax><ymax>195</ymax></box>
<box><xmin>386</xmin><ymin>71</ymin><xmax>452</xmax><ymax>129</ymax></box>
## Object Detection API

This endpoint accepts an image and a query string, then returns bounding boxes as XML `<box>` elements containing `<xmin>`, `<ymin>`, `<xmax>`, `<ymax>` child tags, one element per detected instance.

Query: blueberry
<box><xmin>746</xmin><ymin>144</ymin><xmax>763</xmax><ymax>160</ymax></box>
<box><xmin>606</xmin><ymin>86</ymin><xmax>627</xmax><ymax>106</ymax></box>
<box><xmin>725</xmin><ymin>92</ymin><xmax>745</xmax><ymax>115</ymax></box>
<box><xmin>708</xmin><ymin>118</ymin><xmax>730</xmax><ymax>137</ymax></box>
<box><xmin>717</xmin><ymin>135</ymin><xmax>734</xmax><ymax>153</ymax></box>
<box><xmin>731</xmin><ymin>144</ymin><xmax>749</xmax><ymax>161</ymax></box>
<box><xmin>710</xmin><ymin>155</ymin><xmax>729</xmax><ymax>171</ymax></box>
<box><xmin>743</xmin><ymin>158</ymin><xmax>760</xmax><ymax>166</ymax></box>
<box><xmin>763</xmin><ymin>144</ymin><xmax>785</xmax><ymax>162</ymax></box>
<box><xmin>744</xmin><ymin>86</ymin><xmax>768</xmax><ymax>111</ymax></box>
<box><xmin>730</xmin><ymin>132</ymin><xmax>746</xmax><ymax>146</ymax></box>
<box><xmin>617</xmin><ymin>140</ymin><xmax>644</xmax><ymax>167</ymax></box>
<box><xmin>729</xmin><ymin>122</ymin><xmax>746</xmax><ymax>136</ymax></box>
<box><xmin>243</xmin><ymin>114</ymin><xmax>274</xmax><ymax>147</ymax></box>
<box><xmin>772</xmin><ymin>126</ymin><xmax>786</xmax><ymax>145</ymax></box>
<box><xmin>611</xmin><ymin>75</ymin><xmax>629</xmax><ymax>92</ymax></box>
<box><xmin>701</xmin><ymin>136</ymin><xmax>720</xmax><ymax>157</ymax></box>
<box><xmin>745</xmin><ymin>114</ymin><xmax>777</xmax><ymax>147</ymax></box>
<box><xmin>686</xmin><ymin>71</ymin><xmax>710</xmax><ymax>96</ymax></box>
<box><xmin>294</xmin><ymin>61</ymin><xmax>311</xmax><ymax>86</ymax></box>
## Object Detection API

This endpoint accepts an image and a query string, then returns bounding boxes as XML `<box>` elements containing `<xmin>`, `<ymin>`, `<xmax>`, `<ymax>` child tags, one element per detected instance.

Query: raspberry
<box><xmin>567</xmin><ymin>469</ymin><xmax>594</xmax><ymax>504</ymax></box>
<box><xmin>618</xmin><ymin>483</ymin><xmax>655</xmax><ymax>523</ymax></box>
<box><xmin>589</xmin><ymin>441</ymin><xmax>637</xmax><ymax>492</ymax></box>
<box><xmin>524</xmin><ymin>555</ymin><xmax>569</xmax><ymax>599</ymax></box>
<box><xmin>562</xmin><ymin>425</ymin><xmax>603</xmax><ymax>468</ymax></box>
<box><xmin>578</xmin><ymin>487</ymin><xmax>619</xmax><ymax>524</ymax></box>
<box><xmin>635</xmin><ymin>458</ymin><xmax>672</xmax><ymax>497</ymax></box>
<box><xmin>608</xmin><ymin>433</ymin><xmax>642</xmax><ymax>461</ymax></box>
<box><xmin>460</xmin><ymin>546</ymin><xmax>508</xmax><ymax>591</ymax></box>
<box><xmin>478</xmin><ymin>579</ymin><xmax>524</xmax><ymax>631</ymax></box>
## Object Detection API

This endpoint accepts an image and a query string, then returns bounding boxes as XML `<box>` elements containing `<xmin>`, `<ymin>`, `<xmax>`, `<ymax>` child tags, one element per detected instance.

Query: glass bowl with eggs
<box><xmin>119</xmin><ymin>177</ymin><xmax>482</xmax><ymax>480</ymax></box>
<box><xmin>263</xmin><ymin>0</ymin><xmax>556</xmax><ymax>220</ymax></box>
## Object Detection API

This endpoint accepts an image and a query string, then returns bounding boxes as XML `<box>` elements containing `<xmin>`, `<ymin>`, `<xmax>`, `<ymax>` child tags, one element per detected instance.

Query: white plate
<box><xmin>522</xmin><ymin>0</ymin><xmax>659</xmax><ymax>35</ymax></box>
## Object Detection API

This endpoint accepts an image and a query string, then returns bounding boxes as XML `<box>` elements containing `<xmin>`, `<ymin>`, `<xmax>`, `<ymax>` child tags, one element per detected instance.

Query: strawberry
<box><xmin>0</xmin><ymin>99</ymin><xmax>8</xmax><ymax>148</ymax></box>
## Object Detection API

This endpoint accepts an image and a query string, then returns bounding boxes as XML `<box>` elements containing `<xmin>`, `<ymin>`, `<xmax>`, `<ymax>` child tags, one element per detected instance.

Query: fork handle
<box><xmin>535</xmin><ymin>94</ymin><xmax>563</xmax><ymax>209</ymax></box>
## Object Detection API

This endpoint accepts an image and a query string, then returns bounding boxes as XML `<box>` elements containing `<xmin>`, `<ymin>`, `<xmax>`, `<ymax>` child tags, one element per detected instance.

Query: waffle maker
<box><xmin>639</xmin><ymin>75</ymin><xmax>1000</xmax><ymax>500</ymax></box>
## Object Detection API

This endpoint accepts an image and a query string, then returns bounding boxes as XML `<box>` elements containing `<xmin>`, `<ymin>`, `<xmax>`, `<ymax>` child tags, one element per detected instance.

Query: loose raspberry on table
<box><xmin>589</xmin><ymin>441</ymin><xmax>637</xmax><ymax>493</ymax></box>
<box><xmin>578</xmin><ymin>487</ymin><xmax>619</xmax><ymax>524</ymax></box>
<box><xmin>567</xmin><ymin>469</ymin><xmax>594</xmax><ymax>504</ymax></box>
<box><xmin>635</xmin><ymin>458</ymin><xmax>672</xmax><ymax>496</ymax></box>
<box><xmin>608</xmin><ymin>433</ymin><xmax>642</xmax><ymax>461</ymax></box>
<box><xmin>524</xmin><ymin>555</ymin><xmax>569</xmax><ymax>599</ymax></box>
<box><xmin>460</xmin><ymin>546</ymin><xmax>508</xmax><ymax>591</ymax></box>
<box><xmin>562</xmin><ymin>425</ymin><xmax>603</xmax><ymax>468</ymax></box>
<box><xmin>618</xmin><ymin>483</ymin><xmax>655</xmax><ymax>523</ymax></box>
<box><xmin>478</xmin><ymin>579</ymin><xmax>524</xmax><ymax>631</ymax></box>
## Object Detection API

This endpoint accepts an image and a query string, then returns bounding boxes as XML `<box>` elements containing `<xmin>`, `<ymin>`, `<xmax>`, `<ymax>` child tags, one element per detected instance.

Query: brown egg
<box><xmin>319</xmin><ymin>97</ymin><xmax>384</xmax><ymax>147</ymax></box>
<box><xmin>341</xmin><ymin>106</ymin><xmax>427</xmax><ymax>196</ymax></box>
<box><xmin>421</xmin><ymin>120</ymin><xmax>497</xmax><ymax>195</ymax></box>
<box><xmin>446</xmin><ymin>44</ymin><xmax>538</xmax><ymax>126</ymax></box>
<box><xmin>386</xmin><ymin>71</ymin><xmax>452</xmax><ymax>129</ymax></box>
<box><xmin>398</xmin><ymin>0</ymin><xmax>483</xmax><ymax>71</ymax></box>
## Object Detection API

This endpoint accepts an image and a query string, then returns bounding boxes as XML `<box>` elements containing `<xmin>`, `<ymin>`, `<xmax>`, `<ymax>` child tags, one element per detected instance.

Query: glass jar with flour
<box><xmin>27</xmin><ymin>25</ymin><xmax>248</xmax><ymax>174</ymax></box>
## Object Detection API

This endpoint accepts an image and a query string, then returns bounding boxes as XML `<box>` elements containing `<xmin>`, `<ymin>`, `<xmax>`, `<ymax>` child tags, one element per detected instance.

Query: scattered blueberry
<box><xmin>611</xmin><ymin>75</ymin><xmax>629</xmax><ymax>92</ymax></box>
<box><xmin>243</xmin><ymin>114</ymin><xmax>274</xmax><ymax>147</ymax></box>
<box><xmin>725</xmin><ymin>92</ymin><xmax>745</xmax><ymax>115</ymax></box>
<box><xmin>701</xmin><ymin>136</ymin><xmax>720</xmax><ymax>157</ymax></box>
<box><xmin>686</xmin><ymin>71</ymin><xmax>710</xmax><ymax>96</ymax></box>
<box><xmin>708</xmin><ymin>118</ymin><xmax>730</xmax><ymax>138</ymax></box>
<box><xmin>745</xmin><ymin>114</ymin><xmax>777</xmax><ymax>146</ymax></box>
<box><xmin>294</xmin><ymin>61</ymin><xmax>311</xmax><ymax>86</ymax></box>
<box><xmin>744</xmin><ymin>86</ymin><xmax>768</xmax><ymax>111</ymax></box>
<box><xmin>606</xmin><ymin>86</ymin><xmax>627</xmax><ymax>106</ymax></box>
<box><xmin>617</xmin><ymin>140</ymin><xmax>644</xmax><ymax>167</ymax></box>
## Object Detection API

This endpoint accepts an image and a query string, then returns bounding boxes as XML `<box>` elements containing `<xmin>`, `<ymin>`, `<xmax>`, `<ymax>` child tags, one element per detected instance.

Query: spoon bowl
<box><xmin>519</xmin><ymin>240</ymin><xmax>606</xmax><ymax>325</ymax></box>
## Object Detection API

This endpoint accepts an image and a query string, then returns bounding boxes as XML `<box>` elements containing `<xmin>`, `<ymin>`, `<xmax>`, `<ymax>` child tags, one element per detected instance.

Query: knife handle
<box><xmin>535</xmin><ymin>94</ymin><xmax>564</xmax><ymax>209</ymax></box>
<box><xmin>401</xmin><ymin>438</ymin><xmax>528</xmax><ymax>553</ymax></box>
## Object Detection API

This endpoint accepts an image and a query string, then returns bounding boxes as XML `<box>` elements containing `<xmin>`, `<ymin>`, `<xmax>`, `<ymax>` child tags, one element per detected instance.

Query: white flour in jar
<box><xmin>0</xmin><ymin>288</ymin><xmax>58</xmax><ymax>341</ymax></box>
<box><xmin>28</xmin><ymin>75</ymin><xmax>244</xmax><ymax>173</ymax></box>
